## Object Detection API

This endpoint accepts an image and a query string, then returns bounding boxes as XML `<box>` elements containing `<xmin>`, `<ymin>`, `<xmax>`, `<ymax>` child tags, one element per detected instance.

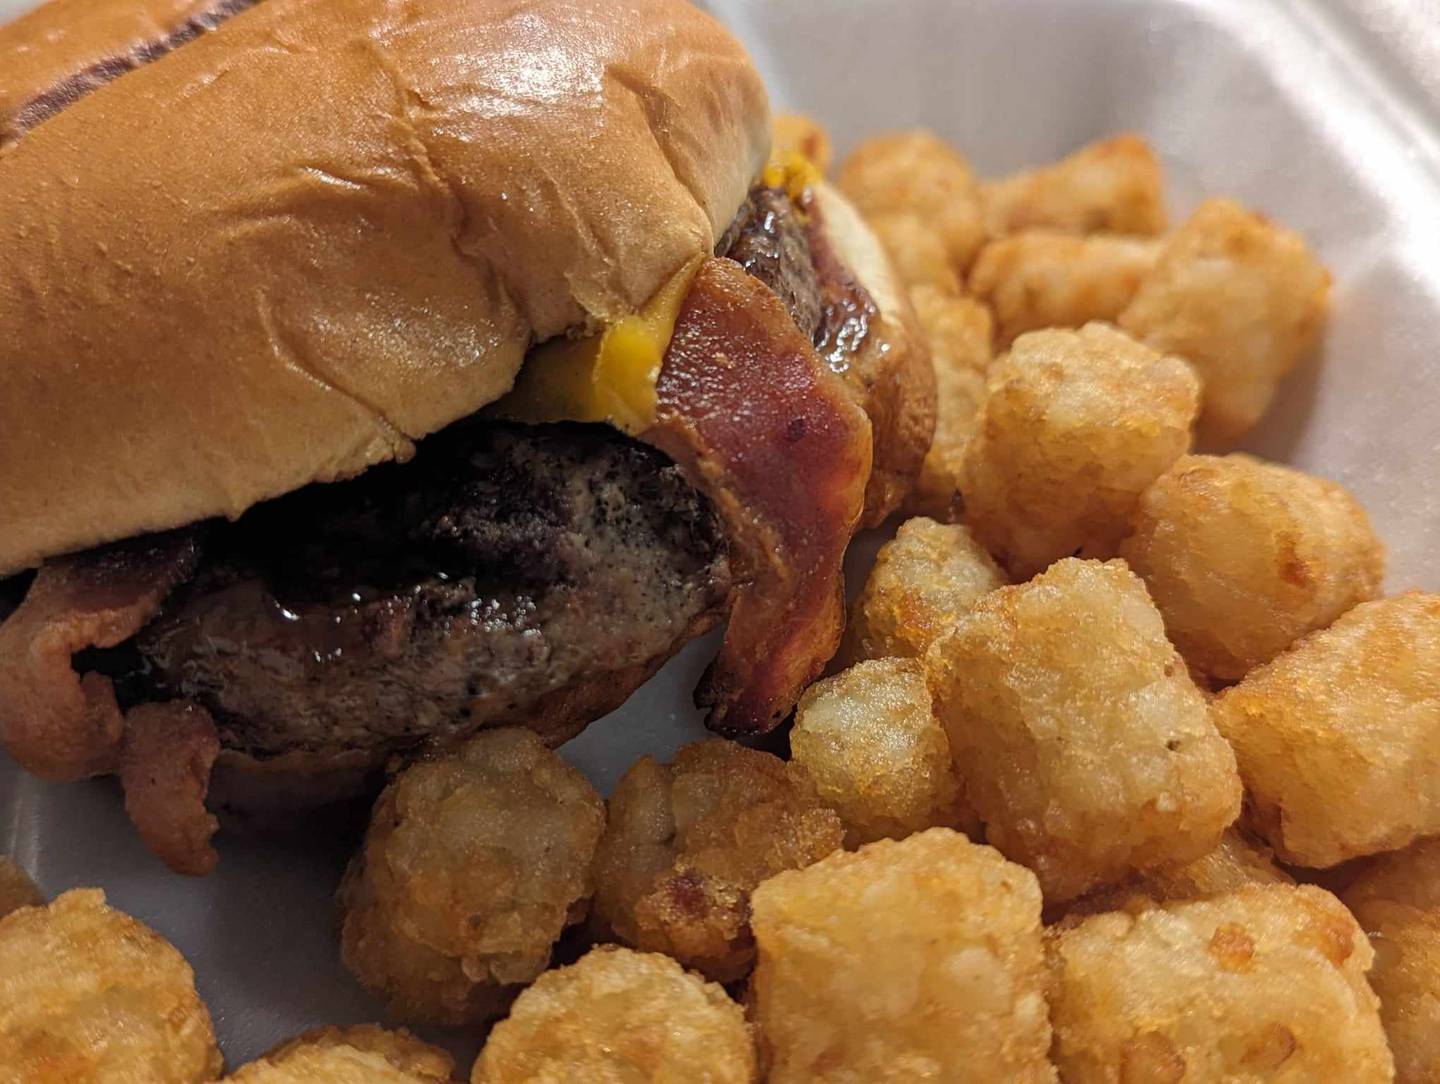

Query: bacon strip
<box><xmin>0</xmin><ymin>531</ymin><xmax>199</xmax><ymax>781</ymax></box>
<box><xmin>647</xmin><ymin>257</ymin><xmax>872</xmax><ymax>734</ymax></box>
<box><xmin>120</xmin><ymin>701</ymin><xmax>221</xmax><ymax>876</ymax></box>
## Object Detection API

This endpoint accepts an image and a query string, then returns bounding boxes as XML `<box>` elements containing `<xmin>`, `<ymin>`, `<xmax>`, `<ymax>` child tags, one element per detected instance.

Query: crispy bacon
<box><xmin>120</xmin><ymin>701</ymin><xmax>221</xmax><ymax>876</ymax></box>
<box><xmin>646</xmin><ymin>257</ymin><xmax>872</xmax><ymax>734</ymax></box>
<box><xmin>0</xmin><ymin>531</ymin><xmax>199</xmax><ymax>781</ymax></box>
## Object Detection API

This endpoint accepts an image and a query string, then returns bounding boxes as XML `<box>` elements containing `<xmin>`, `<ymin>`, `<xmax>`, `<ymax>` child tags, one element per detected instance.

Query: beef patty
<box><xmin>111</xmin><ymin>421</ymin><xmax>729</xmax><ymax>762</ymax></box>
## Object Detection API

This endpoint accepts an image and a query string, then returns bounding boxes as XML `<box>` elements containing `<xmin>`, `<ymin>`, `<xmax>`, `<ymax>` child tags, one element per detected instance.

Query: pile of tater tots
<box><xmin>2</xmin><ymin>119</ymin><xmax>1436</xmax><ymax>1084</ymax></box>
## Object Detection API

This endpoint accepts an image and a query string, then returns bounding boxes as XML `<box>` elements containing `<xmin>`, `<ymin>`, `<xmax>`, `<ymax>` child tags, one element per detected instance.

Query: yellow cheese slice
<box><xmin>494</xmin><ymin>258</ymin><xmax>700</xmax><ymax>435</ymax></box>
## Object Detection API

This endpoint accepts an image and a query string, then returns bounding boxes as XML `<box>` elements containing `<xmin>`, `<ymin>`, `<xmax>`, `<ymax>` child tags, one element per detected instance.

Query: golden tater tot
<box><xmin>867</xmin><ymin>212</ymin><xmax>964</xmax><ymax>294</ymax></box>
<box><xmin>926</xmin><ymin>559</ymin><xmax>1240</xmax><ymax>903</ymax></box>
<box><xmin>1046</xmin><ymin>885</ymin><xmax>1393</xmax><ymax>1082</ymax></box>
<box><xmin>771</xmin><ymin>111</ymin><xmax>832</xmax><ymax>174</ymax></box>
<box><xmin>1119</xmin><ymin>197</ymin><xmax>1330</xmax><ymax>441</ymax></box>
<box><xmin>1214</xmin><ymin>593</ymin><xmax>1440</xmax><ymax>868</ymax></box>
<box><xmin>0</xmin><ymin>857</ymin><xmax>40</xmax><ymax>919</ymax></box>
<box><xmin>1342</xmin><ymin>840</ymin><xmax>1440</xmax><ymax>1084</ymax></box>
<box><xmin>225</xmin><ymin>1026</ymin><xmax>454</xmax><ymax>1083</ymax></box>
<box><xmin>338</xmin><ymin>728</ymin><xmax>605</xmax><ymax>1025</ymax></box>
<box><xmin>981</xmin><ymin>134</ymin><xmax>1167</xmax><ymax>238</ymax></box>
<box><xmin>968</xmin><ymin>231</ymin><xmax>1160</xmax><ymax>346</ymax></box>
<box><xmin>792</xmin><ymin>658</ymin><xmax>975</xmax><ymax>847</ymax></box>
<box><xmin>842</xmin><ymin>516</ymin><xmax>1004</xmax><ymax>664</ymax></box>
<box><xmin>839</xmin><ymin>130</ymin><xmax>987</xmax><ymax>276</ymax></box>
<box><xmin>474</xmin><ymin>946</ymin><xmax>755</xmax><ymax>1084</ymax></box>
<box><xmin>751</xmin><ymin>829</ymin><xmax>1056</xmax><ymax>1083</ymax></box>
<box><xmin>905</xmin><ymin>287</ymin><xmax>994</xmax><ymax>518</ymax></box>
<box><xmin>592</xmin><ymin>739</ymin><xmax>842</xmax><ymax>982</ymax></box>
<box><xmin>959</xmin><ymin>323</ymin><xmax>1200</xmax><ymax>579</ymax></box>
<box><xmin>0</xmin><ymin>889</ymin><xmax>222</xmax><ymax>1084</ymax></box>
<box><xmin>1345</xmin><ymin>839</ymin><xmax>1440</xmax><ymax>913</ymax></box>
<box><xmin>1068</xmin><ymin>828</ymin><xmax>1294</xmax><ymax>917</ymax></box>
<box><xmin>1120</xmin><ymin>453</ymin><xmax>1384</xmax><ymax>680</ymax></box>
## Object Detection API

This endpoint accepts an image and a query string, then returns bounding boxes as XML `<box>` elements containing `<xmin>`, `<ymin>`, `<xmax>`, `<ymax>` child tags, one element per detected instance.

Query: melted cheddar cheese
<box><xmin>762</xmin><ymin>149</ymin><xmax>821</xmax><ymax>204</ymax></box>
<box><xmin>494</xmin><ymin>258</ymin><xmax>700</xmax><ymax>434</ymax></box>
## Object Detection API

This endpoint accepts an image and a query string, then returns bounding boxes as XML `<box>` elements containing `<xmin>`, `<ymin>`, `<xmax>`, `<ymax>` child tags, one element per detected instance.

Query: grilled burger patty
<box><xmin>112</xmin><ymin>420</ymin><xmax>730</xmax><ymax>761</ymax></box>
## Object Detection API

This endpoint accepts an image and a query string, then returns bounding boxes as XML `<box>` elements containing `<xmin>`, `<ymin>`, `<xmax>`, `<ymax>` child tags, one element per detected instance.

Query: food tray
<box><xmin>1</xmin><ymin>0</ymin><xmax>1437</xmax><ymax>1067</ymax></box>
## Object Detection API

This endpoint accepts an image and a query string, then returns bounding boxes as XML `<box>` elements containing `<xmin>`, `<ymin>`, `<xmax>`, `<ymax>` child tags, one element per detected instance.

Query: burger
<box><xmin>0</xmin><ymin>0</ymin><xmax>934</xmax><ymax>874</ymax></box>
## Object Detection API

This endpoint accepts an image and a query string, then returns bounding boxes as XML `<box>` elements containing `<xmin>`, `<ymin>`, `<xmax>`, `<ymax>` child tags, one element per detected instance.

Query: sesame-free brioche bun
<box><xmin>0</xmin><ymin>0</ymin><xmax>769</xmax><ymax>576</ymax></box>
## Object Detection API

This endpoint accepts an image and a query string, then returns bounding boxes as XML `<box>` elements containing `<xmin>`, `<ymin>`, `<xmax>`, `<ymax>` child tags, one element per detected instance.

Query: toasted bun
<box><xmin>810</xmin><ymin>180</ymin><xmax>937</xmax><ymax>526</ymax></box>
<box><xmin>0</xmin><ymin>0</ymin><xmax>769</xmax><ymax>576</ymax></box>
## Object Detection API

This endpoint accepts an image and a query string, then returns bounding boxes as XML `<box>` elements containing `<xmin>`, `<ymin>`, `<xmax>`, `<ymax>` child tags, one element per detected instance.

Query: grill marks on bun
<box><xmin>0</xmin><ymin>0</ymin><xmax>261</xmax><ymax>147</ymax></box>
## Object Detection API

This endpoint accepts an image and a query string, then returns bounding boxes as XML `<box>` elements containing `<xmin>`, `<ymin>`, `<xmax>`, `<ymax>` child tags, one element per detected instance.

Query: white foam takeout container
<box><xmin>1</xmin><ymin>0</ymin><xmax>1437</xmax><ymax>1069</ymax></box>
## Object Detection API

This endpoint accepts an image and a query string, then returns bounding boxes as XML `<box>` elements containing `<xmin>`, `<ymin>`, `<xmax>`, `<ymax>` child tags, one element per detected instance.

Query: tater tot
<box><xmin>842</xmin><ymin>516</ymin><xmax>1005</xmax><ymax>664</ymax></box>
<box><xmin>225</xmin><ymin>1026</ymin><xmax>454</xmax><ymax>1083</ymax></box>
<box><xmin>905</xmin><ymin>287</ymin><xmax>993</xmax><ymax>518</ymax></box>
<box><xmin>1069</xmin><ymin>828</ymin><xmax>1294</xmax><ymax>917</ymax></box>
<box><xmin>968</xmin><ymin>231</ymin><xmax>1160</xmax><ymax>346</ymax></box>
<box><xmin>1120</xmin><ymin>453</ymin><xmax>1384</xmax><ymax>680</ymax></box>
<box><xmin>1047</xmin><ymin>885</ymin><xmax>1393</xmax><ymax>1082</ymax></box>
<box><xmin>839</xmin><ymin>130</ymin><xmax>987</xmax><ymax>276</ymax></box>
<box><xmin>959</xmin><ymin>323</ymin><xmax>1200</xmax><ymax>579</ymax></box>
<box><xmin>981</xmin><ymin>134</ymin><xmax>1167</xmax><ymax>238</ymax></box>
<box><xmin>1345</xmin><ymin>839</ymin><xmax>1440</xmax><ymax>913</ymax></box>
<box><xmin>1342</xmin><ymin>840</ymin><xmax>1440</xmax><ymax>1084</ymax></box>
<box><xmin>791</xmin><ymin>658</ymin><xmax>975</xmax><ymax>846</ymax></box>
<box><xmin>1214</xmin><ymin>593</ymin><xmax>1440</xmax><ymax>867</ymax></box>
<box><xmin>474</xmin><ymin>946</ymin><xmax>755</xmax><ymax>1084</ymax></box>
<box><xmin>867</xmin><ymin>212</ymin><xmax>965</xmax><ymax>294</ymax></box>
<box><xmin>771</xmin><ymin>111</ymin><xmax>832</xmax><ymax>174</ymax></box>
<box><xmin>591</xmin><ymin>739</ymin><xmax>842</xmax><ymax>982</ymax></box>
<box><xmin>751</xmin><ymin>828</ymin><xmax>1055</xmax><ymax>1083</ymax></box>
<box><xmin>926</xmin><ymin>559</ymin><xmax>1241</xmax><ymax>903</ymax></box>
<box><xmin>1119</xmin><ymin>197</ymin><xmax>1330</xmax><ymax>441</ymax></box>
<box><xmin>338</xmin><ymin>728</ymin><xmax>605</xmax><ymax>1025</ymax></box>
<box><xmin>0</xmin><ymin>857</ymin><xmax>41</xmax><ymax>919</ymax></box>
<box><xmin>0</xmin><ymin>889</ymin><xmax>222</xmax><ymax>1084</ymax></box>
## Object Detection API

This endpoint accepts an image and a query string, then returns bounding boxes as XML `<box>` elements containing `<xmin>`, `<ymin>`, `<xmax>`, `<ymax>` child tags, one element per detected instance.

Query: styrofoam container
<box><xmin>2</xmin><ymin>0</ymin><xmax>1437</xmax><ymax>1070</ymax></box>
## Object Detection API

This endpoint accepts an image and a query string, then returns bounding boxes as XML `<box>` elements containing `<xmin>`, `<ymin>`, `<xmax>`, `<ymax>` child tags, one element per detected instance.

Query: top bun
<box><xmin>0</xmin><ymin>0</ymin><xmax>769</xmax><ymax>575</ymax></box>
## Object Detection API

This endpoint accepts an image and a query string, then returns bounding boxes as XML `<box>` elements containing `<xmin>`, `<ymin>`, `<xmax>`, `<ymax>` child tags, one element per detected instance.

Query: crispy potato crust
<box><xmin>0</xmin><ymin>858</ymin><xmax>41</xmax><ymax>920</ymax></box>
<box><xmin>839</xmin><ymin>130</ymin><xmax>987</xmax><ymax>278</ymax></box>
<box><xmin>1342</xmin><ymin>840</ymin><xmax>1440</xmax><ymax>1084</ymax></box>
<box><xmin>867</xmin><ymin>213</ymin><xmax>965</xmax><ymax>295</ymax></box>
<box><xmin>960</xmin><ymin>323</ymin><xmax>1200</xmax><ymax>579</ymax></box>
<box><xmin>842</xmin><ymin>516</ymin><xmax>1005</xmax><ymax>665</ymax></box>
<box><xmin>1345</xmin><ymin>839</ymin><xmax>1440</xmax><ymax>913</ymax></box>
<box><xmin>792</xmin><ymin>658</ymin><xmax>976</xmax><ymax>846</ymax></box>
<box><xmin>751</xmin><ymin>829</ymin><xmax>1056</xmax><ymax>1083</ymax></box>
<box><xmin>981</xmin><ymin>135</ymin><xmax>1167</xmax><ymax>238</ymax></box>
<box><xmin>926</xmin><ymin>558</ymin><xmax>1241</xmax><ymax>903</ymax></box>
<box><xmin>225</xmin><ymin>1025</ymin><xmax>454</xmax><ymax>1083</ymax></box>
<box><xmin>0</xmin><ymin>888</ymin><xmax>221</xmax><ymax>1084</ymax></box>
<box><xmin>1120</xmin><ymin>453</ymin><xmax>1384</xmax><ymax>680</ymax></box>
<box><xmin>903</xmin><ymin>288</ymin><xmax>994</xmax><ymax>520</ymax></box>
<box><xmin>1046</xmin><ymin>885</ymin><xmax>1393</xmax><ymax>1083</ymax></box>
<box><xmin>591</xmin><ymin>739</ymin><xmax>842</xmax><ymax>982</ymax></box>
<box><xmin>474</xmin><ymin>946</ymin><xmax>755</xmax><ymax>1083</ymax></box>
<box><xmin>1119</xmin><ymin>197</ymin><xmax>1330</xmax><ymax>442</ymax></box>
<box><xmin>1066</xmin><ymin>829</ymin><xmax>1294</xmax><ymax>918</ymax></box>
<box><xmin>337</xmin><ymin>728</ymin><xmax>605</xmax><ymax>1025</ymax></box>
<box><xmin>1214</xmin><ymin>594</ymin><xmax>1440</xmax><ymax>867</ymax></box>
<box><xmin>969</xmin><ymin>230</ymin><xmax>1160</xmax><ymax>346</ymax></box>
